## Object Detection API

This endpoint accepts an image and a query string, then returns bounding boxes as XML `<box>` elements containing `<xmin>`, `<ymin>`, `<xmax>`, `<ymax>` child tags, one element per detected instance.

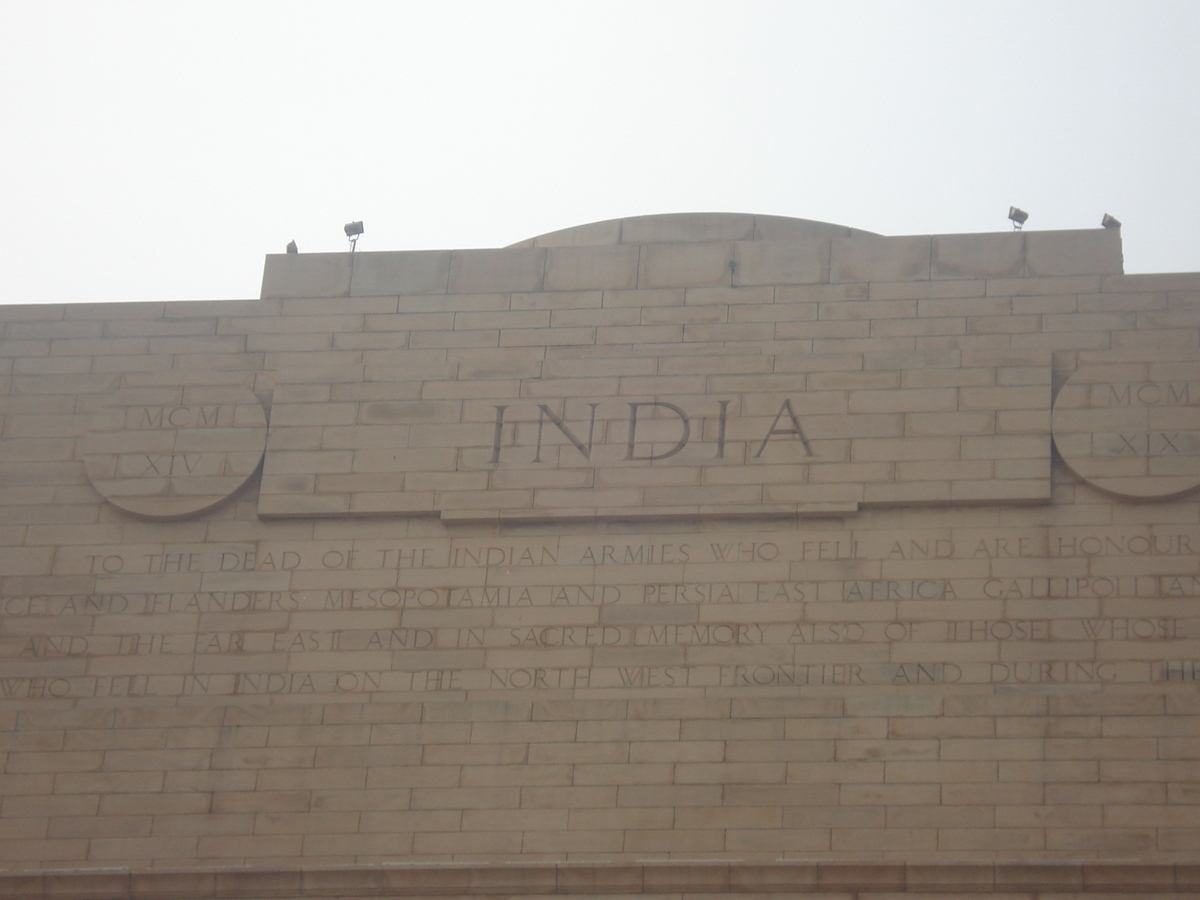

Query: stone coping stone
<box><xmin>0</xmin><ymin>862</ymin><xmax>1196</xmax><ymax>898</ymax></box>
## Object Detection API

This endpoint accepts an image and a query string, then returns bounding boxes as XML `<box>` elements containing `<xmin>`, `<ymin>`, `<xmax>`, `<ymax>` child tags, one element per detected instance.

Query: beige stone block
<box><xmin>629</xmin><ymin>741</ymin><xmax>723</xmax><ymax>763</ymax></box>
<box><xmin>990</xmin><ymin>273</ymin><xmax>1102</xmax><ymax>297</ymax></box>
<box><xmin>639</xmin><ymin>304</ymin><xmax>728</xmax><ymax>326</ymax></box>
<box><xmin>11</xmin><ymin>355</ymin><xmax>90</xmax><ymax>375</ymax></box>
<box><xmin>572</xmin><ymin>762</ymin><xmax>674</xmax><ymax>785</ymax></box>
<box><xmin>831</xmin><ymin>826</ymin><xmax>937</xmax><ymax>851</ymax></box>
<box><xmin>778</xmin><ymin>317</ymin><xmax>868</xmax><ymax>341</ymax></box>
<box><xmin>1079</xmin><ymin>289</ymin><xmax>1169</xmax><ymax>313</ymax></box>
<box><xmin>521</xmin><ymin>829</ymin><xmax>626</xmax><ymax>853</ymax></box>
<box><xmin>623</xmin><ymin>212</ymin><xmax>754</xmax><ymax>244</ymax></box>
<box><xmin>684</xmin><ymin>322</ymin><xmax>775</xmax><ymax>343</ymax></box>
<box><xmin>932</xmin><ymin>232</ymin><xmax>1025</xmax><ymax>279</ymax></box>
<box><xmin>1045</xmin><ymin>827</ymin><xmax>1157</xmax><ymax>852</ymax></box>
<box><xmin>409</xmin><ymin>785</ymin><xmax>519</xmax><ymax>809</ymax></box>
<box><xmin>460</xmin><ymin>807</ymin><xmax>568</xmax><ymax>831</ymax></box>
<box><xmin>638</xmin><ymin>243</ymin><xmax>734</xmax><ymax>289</ymax></box>
<box><xmin>1025</xmin><ymin>228</ymin><xmax>1123</xmax><ymax>277</ymax></box>
<box><xmin>862</xmin><ymin>349</ymin><xmax>960</xmax><ymax>372</ymax></box>
<box><xmin>448</xmin><ymin>248</ymin><xmax>545</xmax><ymax>293</ymax></box>
<box><xmin>501</xmin><ymin>326</ymin><xmax>595</xmax><ymax>347</ymax></box>
<box><xmin>224</xmin><ymin>314</ymin><xmax>360</xmax><ymax>336</ymax></box>
<box><xmin>280</xmin><ymin>297</ymin><xmax>396</xmax><ymax>318</ymax></box>
<box><xmin>544</xmin><ymin>245</ymin><xmax>640</xmax><ymax>292</ymax></box>
<box><xmin>407</xmin><ymin>327</ymin><xmax>499</xmax><ymax>350</ymax></box>
<box><xmin>849</xmin><ymin>388</ymin><xmax>959</xmax><ymax>415</ymax></box>
<box><xmin>348</xmin><ymin>250</ymin><xmax>451</xmax><ymax>297</ymax></box>
<box><xmin>527</xmin><ymin>217</ymin><xmax>622</xmax><ymax>247</ymax></box>
<box><xmin>831</xmin><ymin>235</ymin><xmax>931</xmax><ymax>283</ymax></box>
<box><xmin>625</xmin><ymin>827</ymin><xmax>725</xmax><ymax>852</ymax></box>
<box><xmin>551</xmin><ymin>305</ymin><xmax>642</xmax><ymax>327</ymax></box>
<box><xmin>938</xmin><ymin>827</ymin><xmax>1044</xmax><ymax>851</ymax></box>
<box><xmin>453</xmin><ymin>309</ymin><xmax>549</xmax><ymax>331</ymax></box>
<box><xmin>871</xmin><ymin>316</ymin><xmax>966</xmax><ymax>339</ymax></box>
<box><xmin>733</xmin><ymin>240</ymin><xmax>828</xmax><ymax>286</ymax></box>
<box><xmin>820</xmin><ymin>298</ymin><xmax>919</xmax><ymax>322</ymax></box>
<box><xmin>261</xmin><ymin>253</ymin><xmax>351</xmax><ymax>299</ymax></box>
<box><xmin>1105</xmin><ymin>271</ymin><xmax>1200</xmax><ymax>291</ymax></box>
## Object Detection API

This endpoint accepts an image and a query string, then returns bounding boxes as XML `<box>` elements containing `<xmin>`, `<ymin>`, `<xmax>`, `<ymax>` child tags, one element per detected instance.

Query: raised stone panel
<box><xmin>1024</xmin><ymin>228</ymin><xmax>1124</xmax><ymax>277</ymax></box>
<box><xmin>258</xmin><ymin>341</ymin><xmax>1050</xmax><ymax>519</ymax></box>
<box><xmin>447</xmin><ymin>248</ymin><xmax>546</xmax><ymax>294</ymax></box>
<box><xmin>260</xmin><ymin>252</ymin><xmax>352</xmax><ymax>299</ymax></box>
<box><xmin>931</xmin><ymin>232</ymin><xmax>1025</xmax><ymax>279</ymax></box>
<box><xmin>349</xmin><ymin>250</ymin><xmax>452</xmax><ymax>297</ymax></box>
<box><xmin>544</xmin><ymin>245</ymin><xmax>640</xmax><ymax>292</ymax></box>
<box><xmin>638</xmin><ymin>242</ymin><xmax>735</xmax><ymax>289</ymax></box>
<box><xmin>830</xmin><ymin>235</ymin><xmax>932</xmax><ymax>283</ymax></box>
<box><xmin>733</xmin><ymin>240</ymin><xmax>829</xmax><ymax>286</ymax></box>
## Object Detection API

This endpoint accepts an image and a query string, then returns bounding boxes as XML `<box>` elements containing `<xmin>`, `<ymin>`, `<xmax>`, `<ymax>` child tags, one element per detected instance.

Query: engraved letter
<box><xmin>490</xmin><ymin>405</ymin><xmax>508</xmax><ymax>464</ymax></box>
<box><xmin>715</xmin><ymin>399</ymin><xmax>729</xmax><ymax>459</ymax></box>
<box><xmin>755</xmin><ymin>399</ymin><xmax>813</xmax><ymax>458</ymax></box>
<box><xmin>534</xmin><ymin>403</ymin><xmax>600</xmax><ymax>462</ymax></box>
<box><xmin>626</xmin><ymin>402</ymin><xmax>690</xmax><ymax>461</ymax></box>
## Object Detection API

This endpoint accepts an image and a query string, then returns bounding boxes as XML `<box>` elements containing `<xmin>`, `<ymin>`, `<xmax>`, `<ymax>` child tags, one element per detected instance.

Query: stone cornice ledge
<box><xmin>0</xmin><ymin>862</ymin><xmax>1198</xmax><ymax>898</ymax></box>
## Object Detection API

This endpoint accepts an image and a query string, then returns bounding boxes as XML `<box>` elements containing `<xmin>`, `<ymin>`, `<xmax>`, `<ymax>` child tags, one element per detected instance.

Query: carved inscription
<box><xmin>4</xmin><ymin>523</ymin><xmax>1200</xmax><ymax>703</ymax></box>
<box><xmin>260</xmin><ymin>357</ymin><xmax>1053</xmax><ymax>517</ymax></box>
<box><xmin>83</xmin><ymin>385</ymin><xmax>268</xmax><ymax>518</ymax></box>
<box><xmin>1053</xmin><ymin>365</ymin><xmax>1200</xmax><ymax>498</ymax></box>
<box><xmin>487</xmin><ymin>399</ymin><xmax>813</xmax><ymax>465</ymax></box>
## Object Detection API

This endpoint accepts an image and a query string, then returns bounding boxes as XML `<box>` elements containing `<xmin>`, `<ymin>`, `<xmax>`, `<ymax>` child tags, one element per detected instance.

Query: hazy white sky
<box><xmin>2</xmin><ymin>0</ymin><xmax>1198</xmax><ymax>304</ymax></box>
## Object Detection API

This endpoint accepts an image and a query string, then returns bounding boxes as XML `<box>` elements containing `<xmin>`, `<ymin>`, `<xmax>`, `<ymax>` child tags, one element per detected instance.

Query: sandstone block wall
<box><xmin>1</xmin><ymin>213</ymin><xmax>1198</xmax><ymax>889</ymax></box>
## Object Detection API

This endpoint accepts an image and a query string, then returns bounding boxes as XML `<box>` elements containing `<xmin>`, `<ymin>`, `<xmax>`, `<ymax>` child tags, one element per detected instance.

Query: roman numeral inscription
<box><xmin>83</xmin><ymin>385</ymin><xmax>268</xmax><ymax>518</ymax></box>
<box><xmin>1053</xmin><ymin>366</ymin><xmax>1200</xmax><ymax>499</ymax></box>
<box><xmin>1098</xmin><ymin>381</ymin><xmax>1196</xmax><ymax>406</ymax></box>
<box><xmin>123</xmin><ymin>453</ymin><xmax>209</xmax><ymax>476</ymax></box>
<box><xmin>1103</xmin><ymin>431</ymin><xmax>1200</xmax><ymax>456</ymax></box>
<box><xmin>135</xmin><ymin>405</ymin><xmax>226</xmax><ymax>428</ymax></box>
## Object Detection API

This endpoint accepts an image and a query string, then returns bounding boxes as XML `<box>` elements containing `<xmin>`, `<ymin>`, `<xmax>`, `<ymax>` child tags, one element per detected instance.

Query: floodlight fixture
<box><xmin>1008</xmin><ymin>207</ymin><xmax>1029</xmax><ymax>231</ymax></box>
<box><xmin>1101</xmin><ymin>213</ymin><xmax>1122</xmax><ymax>229</ymax></box>
<box><xmin>344</xmin><ymin>220</ymin><xmax>364</xmax><ymax>252</ymax></box>
<box><xmin>286</xmin><ymin>240</ymin><xmax>298</xmax><ymax>255</ymax></box>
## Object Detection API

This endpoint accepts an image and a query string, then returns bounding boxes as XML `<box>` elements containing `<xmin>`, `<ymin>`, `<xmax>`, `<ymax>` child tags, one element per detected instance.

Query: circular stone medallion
<box><xmin>83</xmin><ymin>385</ymin><xmax>268</xmax><ymax>518</ymax></box>
<box><xmin>1052</xmin><ymin>363</ymin><xmax>1200</xmax><ymax>499</ymax></box>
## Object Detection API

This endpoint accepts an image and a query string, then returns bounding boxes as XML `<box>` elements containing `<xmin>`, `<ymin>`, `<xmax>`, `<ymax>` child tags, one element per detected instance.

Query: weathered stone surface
<box><xmin>6</xmin><ymin>213</ymin><xmax>1200</xmax><ymax>887</ymax></box>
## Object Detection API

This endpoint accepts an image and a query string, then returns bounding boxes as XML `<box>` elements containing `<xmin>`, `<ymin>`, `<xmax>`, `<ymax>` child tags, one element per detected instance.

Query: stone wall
<box><xmin>0</xmin><ymin>213</ymin><xmax>1197</xmax><ymax>890</ymax></box>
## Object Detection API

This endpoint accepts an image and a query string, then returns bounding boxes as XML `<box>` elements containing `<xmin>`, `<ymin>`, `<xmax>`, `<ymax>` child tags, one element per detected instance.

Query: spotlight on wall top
<box><xmin>344</xmin><ymin>221</ymin><xmax>364</xmax><ymax>252</ymax></box>
<box><xmin>1101</xmin><ymin>214</ymin><xmax>1122</xmax><ymax>229</ymax></box>
<box><xmin>1008</xmin><ymin>207</ymin><xmax>1029</xmax><ymax>231</ymax></box>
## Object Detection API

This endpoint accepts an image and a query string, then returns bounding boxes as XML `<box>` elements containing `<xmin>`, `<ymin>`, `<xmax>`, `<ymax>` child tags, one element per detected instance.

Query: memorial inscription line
<box><xmin>71</xmin><ymin>531</ymin><xmax>1199</xmax><ymax>578</ymax></box>
<box><xmin>2</xmin><ymin>660</ymin><xmax>1195</xmax><ymax>702</ymax></box>
<box><xmin>7</xmin><ymin>573</ymin><xmax>1200</xmax><ymax>620</ymax></box>
<box><xmin>5</xmin><ymin>616</ymin><xmax>1192</xmax><ymax>659</ymax></box>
